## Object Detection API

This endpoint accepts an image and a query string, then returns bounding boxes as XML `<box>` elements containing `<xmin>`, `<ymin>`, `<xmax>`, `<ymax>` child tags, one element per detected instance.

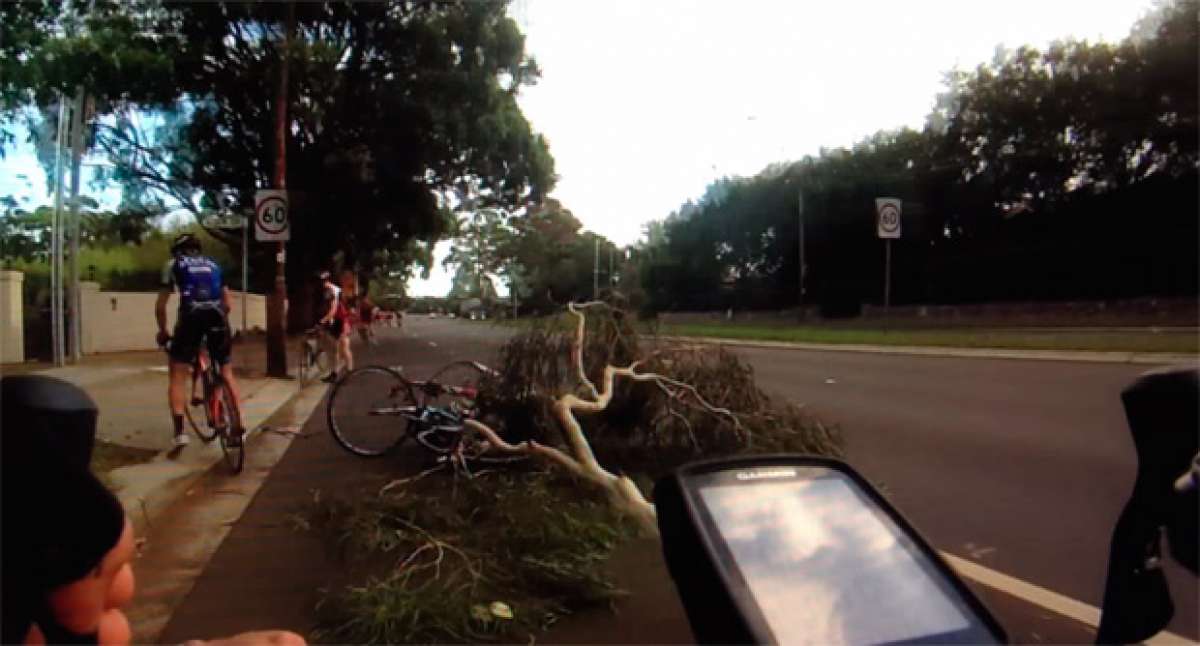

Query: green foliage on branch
<box><xmin>479</xmin><ymin>305</ymin><xmax>843</xmax><ymax>478</ymax></box>
<box><xmin>308</xmin><ymin>470</ymin><xmax>634</xmax><ymax>644</ymax></box>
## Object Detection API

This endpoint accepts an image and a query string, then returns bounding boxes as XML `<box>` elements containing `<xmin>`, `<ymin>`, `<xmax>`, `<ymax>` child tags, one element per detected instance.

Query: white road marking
<box><xmin>941</xmin><ymin>552</ymin><xmax>1191</xmax><ymax>644</ymax></box>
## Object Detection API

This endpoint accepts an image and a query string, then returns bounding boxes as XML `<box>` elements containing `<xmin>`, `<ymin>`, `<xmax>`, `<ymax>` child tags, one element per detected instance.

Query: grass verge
<box><xmin>657</xmin><ymin>323</ymin><xmax>1199</xmax><ymax>354</ymax></box>
<box><xmin>494</xmin><ymin>314</ymin><xmax>1197</xmax><ymax>353</ymax></box>
<box><xmin>304</xmin><ymin>469</ymin><xmax>635</xmax><ymax>644</ymax></box>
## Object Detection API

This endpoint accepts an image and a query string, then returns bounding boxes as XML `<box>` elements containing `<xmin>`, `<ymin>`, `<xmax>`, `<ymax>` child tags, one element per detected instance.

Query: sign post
<box><xmin>241</xmin><ymin>213</ymin><xmax>248</xmax><ymax>334</ymax></box>
<box><xmin>875</xmin><ymin>198</ymin><xmax>902</xmax><ymax>331</ymax></box>
<box><xmin>255</xmin><ymin>190</ymin><xmax>290</xmax><ymax>242</ymax></box>
<box><xmin>257</xmin><ymin>189</ymin><xmax>289</xmax><ymax>375</ymax></box>
<box><xmin>212</xmin><ymin>211</ymin><xmax>252</xmax><ymax>331</ymax></box>
<box><xmin>51</xmin><ymin>98</ymin><xmax>67</xmax><ymax>366</ymax></box>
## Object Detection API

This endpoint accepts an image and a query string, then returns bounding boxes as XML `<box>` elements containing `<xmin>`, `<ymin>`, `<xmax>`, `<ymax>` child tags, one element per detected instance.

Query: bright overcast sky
<box><xmin>511</xmin><ymin>0</ymin><xmax>1152</xmax><ymax>247</ymax></box>
<box><xmin>410</xmin><ymin>0</ymin><xmax>1151</xmax><ymax>296</ymax></box>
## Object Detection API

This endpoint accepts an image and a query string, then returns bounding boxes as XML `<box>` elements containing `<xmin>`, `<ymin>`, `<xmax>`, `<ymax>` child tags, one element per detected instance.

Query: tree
<box><xmin>5</xmin><ymin>1</ymin><xmax>556</xmax><ymax>311</ymax></box>
<box><xmin>443</xmin><ymin>207</ymin><xmax>510</xmax><ymax>306</ymax></box>
<box><xmin>497</xmin><ymin>200</ymin><xmax>622</xmax><ymax>311</ymax></box>
<box><xmin>0</xmin><ymin>197</ymin><xmax>49</xmax><ymax>264</ymax></box>
<box><xmin>635</xmin><ymin>0</ymin><xmax>1198</xmax><ymax>313</ymax></box>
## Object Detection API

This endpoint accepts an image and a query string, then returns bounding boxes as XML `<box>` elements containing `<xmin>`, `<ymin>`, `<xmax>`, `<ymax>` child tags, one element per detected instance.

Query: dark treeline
<box><xmin>637</xmin><ymin>0</ymin><xmax>1198</xmax><ymax>316</ymax></box>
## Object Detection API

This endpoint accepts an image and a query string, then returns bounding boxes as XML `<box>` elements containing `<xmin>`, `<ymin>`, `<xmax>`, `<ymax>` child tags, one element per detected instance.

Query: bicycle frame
<box><xmin>364</xmin><ymin>380</ymin><xmax>475</xmax><ymax>445</ymax></box>
<box><xmin>191</xmin><ymin>346</ymin><xmax>231</xmax><ymax>430</ymax></box>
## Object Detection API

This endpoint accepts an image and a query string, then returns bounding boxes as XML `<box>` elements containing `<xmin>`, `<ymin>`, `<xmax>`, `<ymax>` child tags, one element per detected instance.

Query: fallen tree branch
<box><xmin>464</xmin><ymin>302</ymin><xmax>751</xmax><ymax>536</ymax></box>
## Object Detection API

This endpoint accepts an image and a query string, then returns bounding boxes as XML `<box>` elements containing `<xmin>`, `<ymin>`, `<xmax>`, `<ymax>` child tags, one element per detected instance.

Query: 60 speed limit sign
<box><xmin>875</xmin><ymin>197</ymin><xmax>902</xmax><ymax>239</ymax></box>
<box><xmin>255</xmin><ymin>190</ymin><xmax>290</xmax><ymax>241</ymax></box>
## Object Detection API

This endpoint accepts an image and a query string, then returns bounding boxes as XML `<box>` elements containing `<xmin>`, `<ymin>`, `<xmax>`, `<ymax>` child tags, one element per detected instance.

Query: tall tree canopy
<box><xmin>3</xmin><ymin>0</ymin><xmax>555</xmax><ymax>296</ymax></box>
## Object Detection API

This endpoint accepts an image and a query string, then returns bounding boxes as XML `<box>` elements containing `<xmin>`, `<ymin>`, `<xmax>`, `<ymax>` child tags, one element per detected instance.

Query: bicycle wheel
<box><xmin>213</xmin><ymin>378</ymin><xmax>245</xmax><ymax>474</ymax></box>
<box><xmin>327</xmin><ymin>366</ymin><xmax>416</xmax><ymax>457</ymax></box>
<box><xmin>425</xmin><ymin>360</ymin><xmax>493</xmax><ymax>413</ymax></box>
<box><xmin>184</xmin><ymin>368</ymin><xmax>218</xmax><ymax>442</ymax></box>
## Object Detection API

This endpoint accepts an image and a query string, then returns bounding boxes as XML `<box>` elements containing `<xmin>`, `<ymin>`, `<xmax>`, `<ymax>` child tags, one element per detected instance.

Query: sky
<box><xmin>411</xmin><ymin>0</ymin><xmax>1151</xmax><ymax>295</ymax></box>
<box><xmin>1</xmin><ymin>0</ymin><xmax>1153</xmax><ymax>297</ymax></box>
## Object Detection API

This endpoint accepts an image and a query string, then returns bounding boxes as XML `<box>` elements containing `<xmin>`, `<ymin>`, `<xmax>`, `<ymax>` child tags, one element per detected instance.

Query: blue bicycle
<box><xmin>326</xmin><ymin>360</ymin><xmax>525</xmax><ymax>469</ymax></box>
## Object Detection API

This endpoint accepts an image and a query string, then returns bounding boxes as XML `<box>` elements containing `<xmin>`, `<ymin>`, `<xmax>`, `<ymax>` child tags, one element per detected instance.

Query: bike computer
<box><xmin>655</xmin><ymin>455</ymin><xmax>1006</xmax><ymax>644</ymax></box>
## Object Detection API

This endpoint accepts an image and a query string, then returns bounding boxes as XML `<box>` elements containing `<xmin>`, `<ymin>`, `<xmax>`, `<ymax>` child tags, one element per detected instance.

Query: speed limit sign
<box><xmin>255</xmin><ymin>190</ymin><xmax>290</xmax><ymax>241</ymax></box>
<box><xmin>875</xmin><ymin>197</ymin><xmax>902</xmax><ymax>239</ymax></box>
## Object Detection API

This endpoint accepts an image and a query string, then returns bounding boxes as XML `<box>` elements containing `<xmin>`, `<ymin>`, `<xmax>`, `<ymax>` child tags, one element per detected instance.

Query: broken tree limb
<box><xmin>464</xmin><ymin>302</ymin><xmax>752</xmax><ymax>535</ymax></box>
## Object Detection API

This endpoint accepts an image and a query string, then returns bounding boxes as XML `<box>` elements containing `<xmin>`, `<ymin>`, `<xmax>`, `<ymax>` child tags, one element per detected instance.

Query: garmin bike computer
<box><xmin>655</xmin><ymin>455</ymin><xmax>1006</xmax><ymax>645</ymax></box>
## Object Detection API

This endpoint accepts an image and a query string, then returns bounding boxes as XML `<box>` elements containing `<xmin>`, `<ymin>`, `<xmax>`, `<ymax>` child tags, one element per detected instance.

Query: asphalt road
<box><xmin>405</xmin><ymin>316</ymin><xmax>1198</xmax><ymax>640</ymax></box>
<box><xmin>738</xmin><ymin>345</ymin><xmax>1198</xmax><ymax>639</ymax></box>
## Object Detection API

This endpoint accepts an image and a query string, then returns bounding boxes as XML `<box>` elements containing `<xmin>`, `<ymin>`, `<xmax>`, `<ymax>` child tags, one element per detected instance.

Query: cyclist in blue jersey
<box><xmin>155</xmin><ymin>233</ymin><xmax>244</xmax><ymax>449</ymax></box>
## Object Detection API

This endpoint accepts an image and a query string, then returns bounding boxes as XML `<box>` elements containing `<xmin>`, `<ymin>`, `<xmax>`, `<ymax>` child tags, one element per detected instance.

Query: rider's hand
<box><xmin>156</xmin><ymin>330</ymin><xmax>171</xmax><ymax>348</ymax></box>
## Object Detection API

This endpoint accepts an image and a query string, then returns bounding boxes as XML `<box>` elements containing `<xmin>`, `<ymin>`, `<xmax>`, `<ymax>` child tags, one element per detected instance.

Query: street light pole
<box><xmin>593</xmin><ymin>237</ymin><xmax>599</xmax><ymax>300</ymax></box>
<box><xmin>609</xmin><ymin>245</ymin><xmax>614</xmax><ymax>287</ymax></box>
<box><xmin>798</xmin><ymin>190</ymin><xmax>806</xmax><ymax>314</ymax></box>
<box><xmin>67</xmin><ymin>86</ymin><xmax>86</xmax><ymax>361</ymax></box>
<box><xmin>242</xmin><ymin>213</ymin><xmax>248</xmax><ymax>334</ymax></box>
<box><xmin>51</xmin><ymin>98</ymin><xmax>67</xmax><ymax>366</ymax></box>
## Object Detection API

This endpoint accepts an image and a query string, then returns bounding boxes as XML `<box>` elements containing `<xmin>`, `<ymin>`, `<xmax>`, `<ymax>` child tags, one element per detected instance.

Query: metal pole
<box><xmin>798</xmin><ymin>190</ymin><xmax>806</xmax><ymax>311</ymax></box>
<box><xmin>51</xmin><ymin>98</ymin><xmax>67</xmax><ymax>366</ymax></box>
<box><xmin>593</xmin><ymin>237</ymin><xmax>599</xmax><ymax>300</ymax></box>
<box><xmin>68</xmin><ymin>87</ymin><xmax>85</xmax><ymax>362</ymax></box>
<box><xmin>609</xmin><ymin>245</ymin><xmax>614</xmax><ymax>286</ymax></box>
<box><xmin>265</xmin><ymin>1</ymin><xmax>294</xmax><ymax>377</ymax></box>
<box><xmin>242</xmin><ymin>213</ymin><xmax>248</xmax><ymax>334</ymax></box>
<box><xmin>884</xmin><ymin>238</ymin><xmax>892</xmax><ymax>332</ymax></box>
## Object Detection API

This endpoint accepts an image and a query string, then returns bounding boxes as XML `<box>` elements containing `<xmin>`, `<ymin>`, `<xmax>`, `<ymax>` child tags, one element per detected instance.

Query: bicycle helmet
<box><xmin>170</xmin><ymin>233</ymin><xmax>201</xmax><ymax>256</ymax></box>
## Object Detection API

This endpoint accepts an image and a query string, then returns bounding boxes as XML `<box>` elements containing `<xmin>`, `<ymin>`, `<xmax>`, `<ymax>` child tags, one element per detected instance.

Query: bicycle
<box><xmin>297</xmin><ymin>326</ymin><xmax>332</xmax><ymax>387</ymax></box>
<box><xmin>326</xmin><ymin>360</ymin><xmax>526</xmax><ymax>473</ymax></box>
<box><xmin>168</xmin><ymin>338</ymin><xmax>245</xmax><ymax>474</ymax></box>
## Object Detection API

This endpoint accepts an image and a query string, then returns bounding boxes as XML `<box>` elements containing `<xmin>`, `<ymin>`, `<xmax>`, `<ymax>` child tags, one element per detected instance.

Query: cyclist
<box><xmin>317</xmin><ymin>270</ymin><xmax>353</xmax><ymax>383</ymax></box>
<box><xmin>354</xmin><ymin>292</ymin><xmax>380</xmax><ymax>345</ymax></box>
<box><xmin>155</xmin><ymin>233</ymin><xmax>244</xmax><ymax>449</ymax></box>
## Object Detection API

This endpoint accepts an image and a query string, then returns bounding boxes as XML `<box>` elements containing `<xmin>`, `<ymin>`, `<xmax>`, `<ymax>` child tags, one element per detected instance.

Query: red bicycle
<box><xmin>176</xmin><ymin>342</ymin><xmax>245</xmax><ymax>473</ymax></box>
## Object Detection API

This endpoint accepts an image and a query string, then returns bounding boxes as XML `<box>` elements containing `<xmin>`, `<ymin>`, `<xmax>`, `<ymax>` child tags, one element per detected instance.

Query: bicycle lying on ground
<box><xmin>171</xmin><ymin>340</ymin><xmax>245</xmax><ymax>474</ymax></box>
<box><xmin>326</xmin><ymin>360</ymin><xmax>526</xmax><ymax>473</ymax></box>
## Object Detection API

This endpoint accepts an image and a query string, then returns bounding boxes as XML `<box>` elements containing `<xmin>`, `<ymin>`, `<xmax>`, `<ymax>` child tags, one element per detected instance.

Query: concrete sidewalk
<box><xmin>12</xmin><ymin>335</ymin><xmax>310</xmax><ymax>537</ymax></box>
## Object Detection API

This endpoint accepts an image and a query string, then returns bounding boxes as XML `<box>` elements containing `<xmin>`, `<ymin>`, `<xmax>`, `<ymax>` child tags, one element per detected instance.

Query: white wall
<box><xmin>0</xmin><ymin>270</ymin><xmax>23</xmax><ymax>363</ymax></box>
<box><xmin>79</xmin><ymin>281</ymin><xmax>266</xmax><ymax>354</ymax></box>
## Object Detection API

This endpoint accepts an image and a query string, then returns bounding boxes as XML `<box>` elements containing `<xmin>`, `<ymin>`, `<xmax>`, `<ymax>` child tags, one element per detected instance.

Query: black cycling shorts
<box><xmin>170</xmin><ymin>307</ymin><xmax>231</xmax><ymax>365</ymax></box>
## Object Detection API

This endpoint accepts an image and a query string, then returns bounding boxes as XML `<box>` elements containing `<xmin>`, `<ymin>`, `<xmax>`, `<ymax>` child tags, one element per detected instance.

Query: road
<box><xmin>406</xmin><ymin>316</ymin><xmax>1198</xmax><ymax>640</ymax></box>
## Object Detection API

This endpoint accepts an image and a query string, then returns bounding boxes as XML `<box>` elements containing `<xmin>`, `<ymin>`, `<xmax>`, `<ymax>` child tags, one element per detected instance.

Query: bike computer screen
<box><xmin>656</xmin><ymin>456</ymin><xmax>1005</xmax><ymax>645</ymax></box>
